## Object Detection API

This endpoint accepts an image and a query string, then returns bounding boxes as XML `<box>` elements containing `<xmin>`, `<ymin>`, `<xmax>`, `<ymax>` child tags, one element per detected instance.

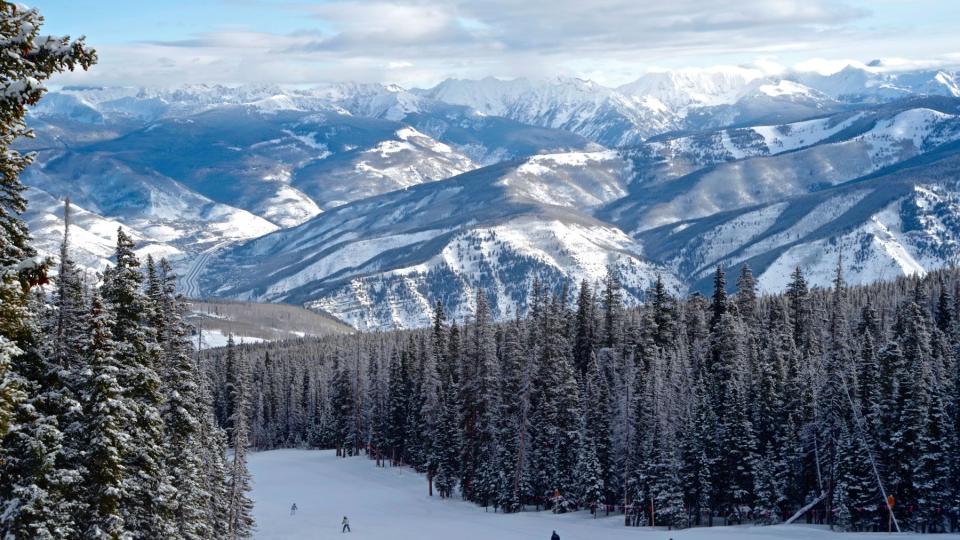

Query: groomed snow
<box><xmin>248</xmin><ymin>449</ymin><xmax>944</xmax><ymax>540</ymax></box>
<box><xmin>197</xmin><ymin>328</ymin><xmax>264</xmax><ymax>350</ymax></box>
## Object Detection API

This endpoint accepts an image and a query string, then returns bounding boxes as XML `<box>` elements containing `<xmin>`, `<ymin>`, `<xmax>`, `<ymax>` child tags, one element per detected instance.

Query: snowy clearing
<box><xmin>247</xmin><ymin>450</ymin><xmax>950</xmax><ymax>540</ymax></box>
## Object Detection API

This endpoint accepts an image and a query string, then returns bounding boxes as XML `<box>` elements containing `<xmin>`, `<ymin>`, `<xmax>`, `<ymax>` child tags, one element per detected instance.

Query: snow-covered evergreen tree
<box><xmin>225</xmin><ymin>339</ymin><xmax>255</xmax><ymax>539</ymax></box>
<box><xmin>101</xmin><ymin>229</ymin><xmax>175</xmax><ymax>538</ymax></box>
<box><xmin>79</xmin><ymin>293</ymin><xmax>128</xmax><ymax>540</ymax></box>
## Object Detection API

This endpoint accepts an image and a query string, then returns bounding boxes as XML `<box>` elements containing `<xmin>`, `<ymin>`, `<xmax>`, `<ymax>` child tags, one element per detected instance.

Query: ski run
<box><xmin>248</xmin><ymin>449</ymin><xmax>958</xmax><ymax>539</ymax></box>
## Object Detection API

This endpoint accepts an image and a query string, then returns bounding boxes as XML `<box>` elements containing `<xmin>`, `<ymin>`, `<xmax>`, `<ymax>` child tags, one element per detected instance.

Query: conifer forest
<box><xmin>206</xmin><ymin>266</ymin><xmax>960</xmax><ymax>533</ymax></box>
<box><xmin>4</xmin><ymin>1</ymin><xmax>960</xmax><ymax>538</ymax></box>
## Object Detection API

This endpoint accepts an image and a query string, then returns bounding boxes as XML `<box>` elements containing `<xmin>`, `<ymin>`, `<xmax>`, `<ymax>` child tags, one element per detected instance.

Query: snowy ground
<box><xmin>247</xmin><ymin>450</ymin><xmax>958</xmax><ymax>540</ymax></box>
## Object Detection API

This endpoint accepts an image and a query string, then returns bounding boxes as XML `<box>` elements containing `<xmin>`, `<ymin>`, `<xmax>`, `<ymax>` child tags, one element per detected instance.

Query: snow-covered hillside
<box><xmin>605</xmin><ymin>99</ymin><xmax>960</xmax><ymax>233</ymax></box>
<box><xmin>420</xmin><ymin>76</ymin><xmax>677</xmax><ymax>146</ymax></box>
<box><xmin>637</xmin><ymin>152</ymin><xmax>960</xmax><ymax>293</ymax></box>
<box><xmin>23</xmin><ymin>68</ymin><xmax>960</xmax><ymax>327</ymax></box>
<box><xmin>199</xmin><ymin>150</ymin><xmax>675</xmax><ymax>330</ymax></box>
<box><xmin>248</xmin><ymin>449</ymin><xmax>925</xmax><ymax>540</ymax></box>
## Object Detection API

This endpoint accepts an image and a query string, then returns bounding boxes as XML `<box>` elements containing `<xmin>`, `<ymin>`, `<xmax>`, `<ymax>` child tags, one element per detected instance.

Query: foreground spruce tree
<box><xmin>0</xmin><ymin>4</ymin><xmax>95</xmax><ymax>538</ymax></box>
<box><xmin>0</xmin><ymin>0</ymin><xmax>94</xmax><ymax>448</ymax></box>
<box><xmin>155</xmin><ymin>260</ymin><xmax>209</xmax><ymax>539</ymax></box>
<box><xmin>0</xmin><ymin>8</ymin><xmax>237</xmax><ymax>535</ymax></box>
<box><xmin>225</xmin><ymin>338</ymin><xmax>256</xmax><ymax>539</ymax></box>
<box><xmin>101</xmin><ymin>230</ymin><xmax>176</xmax><ymax>538</ymax></box>
<box><xmin>81</xmin><ymin>293</ymin><xmax>128</xmax><ymax>540</ymax></box>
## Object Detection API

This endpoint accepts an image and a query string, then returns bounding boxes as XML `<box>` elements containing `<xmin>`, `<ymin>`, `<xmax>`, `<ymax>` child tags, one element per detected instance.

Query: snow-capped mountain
<box><xmin>617</xmin><ymin>67</ymin><xmax>763</xmax><ymax>111</ymax></box>
<box><xmin>793</xmin><ymin>65</ymin><xmax>960</xmax><ymax>103</ymax></box>
<box><xmin>418</xmin><ymin>76</ymin><xmax>677</xmax><ymax>147</ymax></box>
<box><xmin>22</xmin><ymin>65</ymin><xmax>960</xmax><ymax>329</ymax></box>
<box><xmin>604</xmin><ymin>97</ymin><xmax>960</xmax><ymax>233</ymax></box>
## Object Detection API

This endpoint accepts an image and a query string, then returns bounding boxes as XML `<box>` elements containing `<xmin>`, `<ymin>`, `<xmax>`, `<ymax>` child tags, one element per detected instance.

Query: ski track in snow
<box><xmin>248</xmin><ymin>450</ymin><xmax>948</xmax><ymax>540</ymax></box>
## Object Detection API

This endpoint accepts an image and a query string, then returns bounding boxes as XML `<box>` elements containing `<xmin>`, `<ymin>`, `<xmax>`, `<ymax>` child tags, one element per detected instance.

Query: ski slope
<box><xmin>247</xmin><ymin>450</ymin><xmax>952</xmax><ymax>540</ymax></box>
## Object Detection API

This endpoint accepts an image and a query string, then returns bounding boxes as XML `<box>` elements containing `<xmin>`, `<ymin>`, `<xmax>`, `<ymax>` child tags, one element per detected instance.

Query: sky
<box><xmin>34</xmin><ymin>0</ymin><xmax>960</xmax><ymax>88</ymax></box>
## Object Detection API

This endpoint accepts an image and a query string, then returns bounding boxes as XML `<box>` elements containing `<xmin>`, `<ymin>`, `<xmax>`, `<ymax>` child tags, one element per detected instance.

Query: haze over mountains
<box><xmin>23</xmin><ymin>62</ymin><xmax>960</xmax><ymax>329</ymax></box>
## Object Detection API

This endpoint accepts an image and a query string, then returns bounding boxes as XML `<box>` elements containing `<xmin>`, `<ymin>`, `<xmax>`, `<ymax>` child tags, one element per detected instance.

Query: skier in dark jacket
<box><xmin>290</xmin><ymin>503</ymin><xmax>297</xmax><ymax>516</ymax></box>
<box><xmin>551</xmin><ymin>531</ymin><xmax>560</xmax><ymax>540</ymax></box>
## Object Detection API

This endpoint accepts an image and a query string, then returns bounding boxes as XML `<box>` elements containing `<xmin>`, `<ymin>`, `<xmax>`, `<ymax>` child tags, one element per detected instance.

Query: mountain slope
<box><xmin>603</xmin><ymin>98</ymin><xmax>960</xmax><ymax>233</ymax></box>
<box><xmin>636</xmin><ymin>146</ymin><xmax>960</xmax><ymax>293</ymax></box>
<box><xmin>419</xmin><ymin>76</ymin><xmax>676</xmax><ymax>147</ymax></box>
<box><xmin>199</xmin><ymin>151</ymin><xmax>672</xmax><ymax>329</ymax></box>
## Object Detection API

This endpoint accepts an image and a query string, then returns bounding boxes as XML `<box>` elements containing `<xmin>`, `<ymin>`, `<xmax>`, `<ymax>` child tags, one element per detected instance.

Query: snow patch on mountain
<box><xmin>858</xmin><ymin>108</ymin><xmax>960</xmax><ymax>168</ymax></box>
<box><xmin>261</xmin><ymin>228</ymin><xmax>451</xmax><ymax>299</ymax></box>
<box><xmin>506</xmin><ymin>150</ymin><xmax>629</xmax><ymax>208</ymax></box>
<box><xmin>680</xmin><ymin>203</ymin><xmax>788</xmax><ymax>272</ymax></box>
<box><xmin>751</xmin><ymin>114</ymin><xmax>862</xmax><ymax>155</ymax></box>
<box><xmin>754</xmin><ymin>185</ymin><xmax>960</xmax><ymax>292</ymax></box>
<box><xmin>308</xmin><ymin>217</ymin><xmax>677</xmax><ymax>330</ymax></box>
<box><xmin>23</xmin><ymin>187</ymin><xmax>177</xmax><ymax>276</ymax></box>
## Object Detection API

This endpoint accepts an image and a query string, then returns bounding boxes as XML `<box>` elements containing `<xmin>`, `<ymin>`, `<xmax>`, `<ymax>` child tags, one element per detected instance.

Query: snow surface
<box><xmin>196</xmin><ymin>328</ymin><xmax>264</xmax><ymax>350</ymax></box>
<box><xmin>248</xmin><ymin>449</ymin><xmax>949</xmax><ymax>540</ymax></box>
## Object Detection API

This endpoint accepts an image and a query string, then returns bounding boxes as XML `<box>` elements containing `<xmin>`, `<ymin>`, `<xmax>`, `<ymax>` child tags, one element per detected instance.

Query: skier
<box><xmin>342</xmin><ymin>516</ymin><xmax>351</xmax><ymax>533</ymax></box>
<box><xmin>551</xmin><ymin>531</ymin><xmax>560</xmax><ymax>540</ymax></box>
<box><xmin>290</xmin><ymin>503</ymin><xmax>297</xmax><ymax>516</ymax></box>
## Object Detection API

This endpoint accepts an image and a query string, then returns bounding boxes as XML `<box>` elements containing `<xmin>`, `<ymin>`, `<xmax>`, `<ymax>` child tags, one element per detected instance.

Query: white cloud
<box><xmin>48</xmin><ymin>0</ymin><xmax>959</xmax><ymax>88</ymax></box>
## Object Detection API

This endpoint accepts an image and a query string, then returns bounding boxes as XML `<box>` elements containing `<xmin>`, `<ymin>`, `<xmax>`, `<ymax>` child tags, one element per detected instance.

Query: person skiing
<box><xmin>342</xmin><ymin>516</ymin><xmax>351</xmax><ymax>533</ymax></box>
<box><xmin>551</xmin><ymin>531</ymin><xmax>560</xmax><ymax>540</ymax></box>
<box><xmin>290</xmin><ymin>503</ymin><xmax>297</xmax><ymax>516</ymax></box>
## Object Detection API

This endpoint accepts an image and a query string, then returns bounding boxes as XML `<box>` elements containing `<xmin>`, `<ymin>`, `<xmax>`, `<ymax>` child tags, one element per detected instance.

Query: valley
<box><xmin>24</xmin><ymin>65</ymin><xmax>960</xmax><ymax>330</ymax></box>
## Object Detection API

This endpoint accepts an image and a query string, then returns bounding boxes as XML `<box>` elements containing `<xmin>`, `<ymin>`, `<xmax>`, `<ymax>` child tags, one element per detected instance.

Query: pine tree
<box><xmin>461</xmin><ymin>291</ymin><xmax>501</xmax><ymax>507</ymax></box>
<box><xmin>155</xmin><ymin>260</ymin><xmax>208</xmax><ymax>539</ymax></box>
<box><xmin>79</xmin><ymin>293</ymin><xmax>128</xmax><ymax>540</ymax></box>
<box><xmin>573</xmin><ymin>280</ymin><xmax>596</xmax><ymax>375</ymax></box>
<box><xmin>709</xmin><ymin>266</ymin><xmax>727</xmax><ymax>331</ymax></box>
<box><xmin>385</xmin><ymin>348</ymin><xmax>411</xmax><ymax>464</ymax></box>
<box><xmin>735</xmin><ymin>264</ymin><xmax>758</xmax><ymax>324</ymax></box>
<box><xmin>331</xmin><ymin>351</ymin><xmax>359</xmax><ymax>456</ymax></box>
<box><xmin>601</xmin><ymin>271</ymin><xmax>624</xmax><ymax>348</ymax></box>
<box><xmin>0</xmin><ymin>2</ymin><xmax>95</xmax><ymax>442</ymax></box>
<box><xmin>530</xmin><ymin>294</ymin><xmax>581</xmax><ymax>512</ymax></box>
<box><xmin>679</xmin><ymin>372</ymin><xmax>717</xmax><ymax>525</ymax></box>
<box><xmin>574</xmin><ymin>414</ymin><xmax>604</xmax><ymax>515</ymax></box>
<box><xmin>197</xmin><ymin>356</ymin><xmax>231</xmax><ymax>539</ymax></box>
<box><xmin>497</xmin><ymin>317</ymin><xmax>531</xmax><ymax>511</ymax></box>
<box><xmin>823</xmin><ymin>258</ymin><xmax>852</xmax><ymax>525</ymax></box>
<box><xmin>364</xmin><ymin>348</ymin><xmax>388</xmax><ymax>465</ymax></box>
<box><xmin>434</xmin><ymin>317</ymin><xmax>462</xmax><ymax>498</ymax></box>
<box><xmin>225</xmin><ymin>344</ymin><xmax>255</xmax><ymax>539</ymax></box>
<box><xmin>52</xmin><ymin>198</ymin><xmax>87</xmax><ymax>369</ymax></box>
<box><xmin>0</xmin><ymin>338</ymin><xmax>79</xmax><ymax>539</ymax></box>
<box><xmin>101</xmin><ymin>229</ymin><xmax>175</xmax><ymax>538</ymax></box>
<box><xmin>711</xmin><ymin>312</ymin><xmax>756</xmax><ymax>515</ymax></box>
<box><xmin>913</xmin><ymin>359</ymin><xmax>954</xmax><ymax>533</ymax></box>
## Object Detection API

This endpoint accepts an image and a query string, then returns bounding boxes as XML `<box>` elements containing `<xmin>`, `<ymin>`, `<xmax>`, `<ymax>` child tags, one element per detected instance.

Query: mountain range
<box><xmin>23</xmin><ymin>62</ymin><xmax>960</xmax><ymax>329</ymax></box>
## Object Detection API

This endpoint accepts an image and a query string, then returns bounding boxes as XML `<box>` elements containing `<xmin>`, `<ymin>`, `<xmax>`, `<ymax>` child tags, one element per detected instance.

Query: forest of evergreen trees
<box><xmin>207</xmin><ymin>265</ymin><xmax>960</xmax><ymax>533</ymax></box>
<box><xmin>3</xmin><ymin>3</ymin><xmax>960</xmax><ymax>538</ymax></box>
<box><xmin>0</xmin><ymin>5</ymin><xmax>255</xmax><ymax>538</ymax></box>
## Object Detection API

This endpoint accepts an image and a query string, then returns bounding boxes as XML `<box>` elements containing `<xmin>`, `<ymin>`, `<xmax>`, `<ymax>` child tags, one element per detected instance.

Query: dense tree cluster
<box><xmin>210</xmin><ymin>266</ymin><xmax>960</xmax><ymax>533</ymax></box>
<box><xmin>0</xmin><ymin>209</ymin><xmax>252</xmax><ymax>539</ymax></box>
<box><xmin>0</xmin><ymin>6</ymin><xmax>253</xmax><ymax>538</ymax></box>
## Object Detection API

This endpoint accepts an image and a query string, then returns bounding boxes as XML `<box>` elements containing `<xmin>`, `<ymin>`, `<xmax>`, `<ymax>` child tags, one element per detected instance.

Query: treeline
<box><xmin>0</xmin><ymin>7</ymin><xmax>254</xmax><ymax>538</ymax></box>
<box><xmin>0</xmin><ymin>217</ymin><xmax>257</xmax><ymax>539</ymax></box>
<box><xmin>208</xmin><ymin>265</ymin><xmax>960</xmax><ymax>533</ymax></box>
